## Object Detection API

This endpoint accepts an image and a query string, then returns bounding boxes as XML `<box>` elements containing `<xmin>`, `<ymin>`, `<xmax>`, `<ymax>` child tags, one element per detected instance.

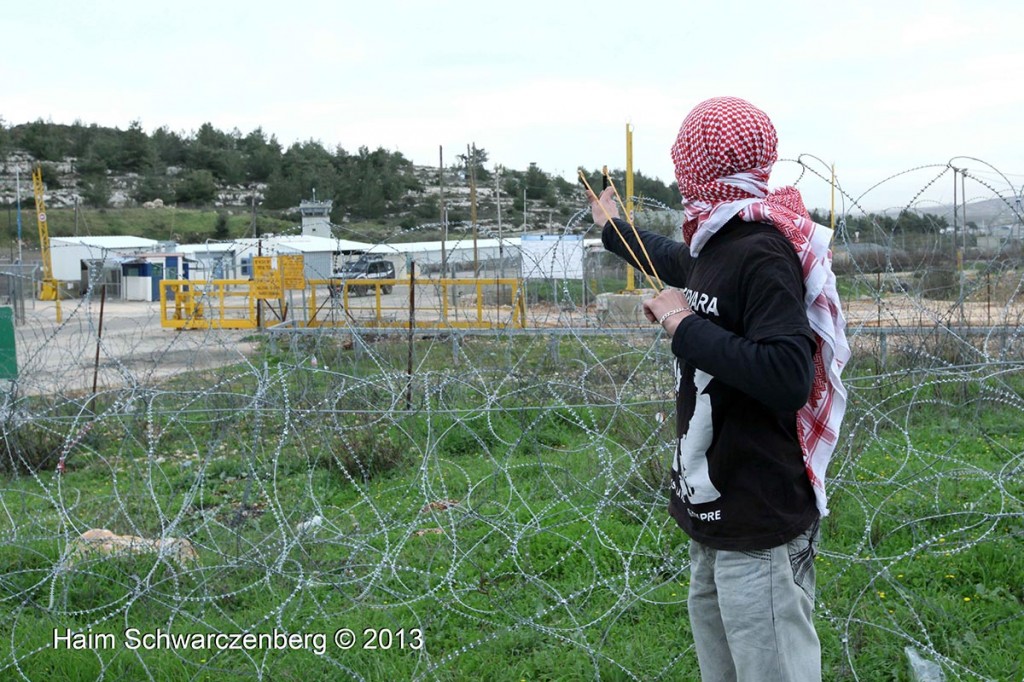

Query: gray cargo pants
<box><xmin>687</xmin><ymin>521</ymin><xmax>821</xmax><ymax>682</ymax></box>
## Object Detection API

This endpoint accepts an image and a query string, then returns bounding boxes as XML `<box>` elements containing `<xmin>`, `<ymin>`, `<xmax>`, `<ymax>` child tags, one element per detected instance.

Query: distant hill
<box><xmin>884</xmin><ymin>197</ymin><xmax>1023</xmax><ymax>227</ymax></box>
<box><xmin>0</xmin><ymin>119</ymin><xmax>682</xmax><ymax>245</ymax></box>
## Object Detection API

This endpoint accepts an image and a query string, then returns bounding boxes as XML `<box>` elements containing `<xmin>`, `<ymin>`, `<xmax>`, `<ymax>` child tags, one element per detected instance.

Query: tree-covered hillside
<box><xmin>0</xmin><ymin>118</ymin><xmax>682</xmax><ymax>237</ymax></box>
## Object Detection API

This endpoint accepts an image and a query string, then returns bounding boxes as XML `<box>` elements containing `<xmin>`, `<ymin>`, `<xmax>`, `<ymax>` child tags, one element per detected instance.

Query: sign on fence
<box><xmin>252</xmin><ymin>257</ymin><xmax>282</xmax><ymax>299</ymax></box>
<box><xmin>279</xmin><ymin>255</ymin><xmax>306</xmax><ymax>290</ymax></box>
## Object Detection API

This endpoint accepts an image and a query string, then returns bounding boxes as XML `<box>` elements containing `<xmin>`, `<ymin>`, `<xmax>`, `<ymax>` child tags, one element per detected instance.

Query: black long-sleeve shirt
<box><xmin>602</xmin><ymin>217</ymin><xmax>819</xmax><ymax>550</ymax></box>
<box><xmin>602</xmin><ymin>219</ymin><xmax>815</xmax><ymax>408</ymax></box>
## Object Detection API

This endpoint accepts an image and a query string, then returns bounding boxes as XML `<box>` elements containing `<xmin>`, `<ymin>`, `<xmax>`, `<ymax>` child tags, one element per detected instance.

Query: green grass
<box><xmin>1</xmin><ymin>337</ymin><xmax>1022</xmax><ymax>680</ymax></box>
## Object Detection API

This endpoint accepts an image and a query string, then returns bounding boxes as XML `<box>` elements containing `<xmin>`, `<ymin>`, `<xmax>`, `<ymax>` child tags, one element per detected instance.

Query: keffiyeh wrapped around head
<box><xmin>671</xmin><ymin>96</ymin><xmax>851</xmax><ymax>516</ymax></box>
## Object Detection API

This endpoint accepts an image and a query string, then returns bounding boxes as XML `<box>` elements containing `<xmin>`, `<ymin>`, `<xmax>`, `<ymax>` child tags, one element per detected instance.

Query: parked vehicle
<box><xmin>331</xmin><ymin>255</ymin><xmax>396</xmax><ymax>296</ymax></box>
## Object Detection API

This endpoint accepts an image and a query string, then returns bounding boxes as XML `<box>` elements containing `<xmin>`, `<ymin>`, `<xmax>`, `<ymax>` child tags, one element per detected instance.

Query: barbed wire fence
<box><xmin>1</xmin><ymin>158</ymin><xmax>1022</xmax><ymax>680</ymax></box>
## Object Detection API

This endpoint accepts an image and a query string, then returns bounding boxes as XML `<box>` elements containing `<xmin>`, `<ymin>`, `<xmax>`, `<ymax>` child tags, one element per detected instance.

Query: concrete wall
<box><xmin>595</xmin><ymin>290</ymin><xmax>657</xmax><ymax>326</ymax></box>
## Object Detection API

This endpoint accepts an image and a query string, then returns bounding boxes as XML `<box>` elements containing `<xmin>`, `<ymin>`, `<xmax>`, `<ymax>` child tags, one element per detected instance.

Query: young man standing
<box><xmin>590</xmin><ymin>96</ymin><xmax>849</xmax><ymax>682</ymax></box>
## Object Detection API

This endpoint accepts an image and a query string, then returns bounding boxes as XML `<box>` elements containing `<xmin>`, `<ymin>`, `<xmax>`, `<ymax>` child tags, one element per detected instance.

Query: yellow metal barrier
<box><xmin>160</xmin><ymin>277</ymin><xmax>527</xmax><ymax>330</ymax></box>
<box><xmin>160</xmin><ymin>279</ymin><xmax>262</xmax><ymax>330</ymax></box>
<box><xmin>305</xmin><ymin>277</ymin><xmax>527</xmax><ymax>329</ymax></box>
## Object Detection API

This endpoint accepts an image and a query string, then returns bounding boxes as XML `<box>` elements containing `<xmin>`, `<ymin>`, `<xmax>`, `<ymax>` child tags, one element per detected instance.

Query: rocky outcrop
<box><xmin>0</xmin><ymin>152</ymin><xmax>265</xmax><ymax>209</ymax></box>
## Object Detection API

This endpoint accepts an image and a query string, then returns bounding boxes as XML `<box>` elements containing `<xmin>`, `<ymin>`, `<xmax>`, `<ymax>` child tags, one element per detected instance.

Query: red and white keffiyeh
<box><xmin>671</xmin><ymin>96</ymin><xmax>851</xmax><ymax>516</ymax></box>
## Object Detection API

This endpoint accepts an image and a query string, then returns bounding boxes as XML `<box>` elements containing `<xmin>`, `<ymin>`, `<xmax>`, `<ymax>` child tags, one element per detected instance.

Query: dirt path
<box><xmin>11</xmin><ymin>290</ymin><xmax>1020</xmax><ymax>397</ymax></box>
<box><xmin>14</xmin><ymin>299</ymin><xmax>256</xmax><ymax>396</ymax></box>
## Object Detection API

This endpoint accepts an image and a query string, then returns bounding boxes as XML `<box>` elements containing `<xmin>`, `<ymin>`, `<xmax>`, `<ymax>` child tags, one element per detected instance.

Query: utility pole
<box><xmin>952</xmin><ymin>167</ymin><xmax>960</xmax><ymax>272</ymax></box>
<box><xmin>15</xmin><ymin>166</ymin><xmax>22</xmax><ymax>263</ymax></box>
<box><xmin>251</xmin><ymin>191</ymin><xmax>258</xmax><ymax>238</ymax></box>
<box><xmin>1017</xmin><ymin>184</ymin><xmax>1023</xmax><ymax>242</ymax></box>
<box><xmin>439</xmin><ymin>145</ymin><xmax>447</xmax><ymax>278</ymax></box>
<box><xmin>256</xmin><ymin>238</ymin><xmax>262</xmax><ymax>329</ymax></box>
<box><xmin>468</xmin><ymin>144</ymin><xmax>479</xmax><ymax>277</ymax></box>
<box><xmin>959</xmin><ymin>167</ymin><xmax>968</xmax><ymax>325</ymax></box>
<box><xmin>496</xmin><ymin>166</ymin><xmax>503</xmax><ymax>281</ymax></box>
<box><xmin>522</xmin><ymin>189</ymin><xmax>527</xmax><ymax>232</ymax></box>
<box><xmin>406</xmin><ymin>260</ymin><xmax>415</xmax><ymax>410</ymax></box>
<box><xmin>961</xmin><ymin>169</ymin><xmax>968</xmax><ymax>255</ymax></box>
<box><xmin>830</xmin><ymin>164</ymin><xmax>837</xmax><ymax>234</ymax></box>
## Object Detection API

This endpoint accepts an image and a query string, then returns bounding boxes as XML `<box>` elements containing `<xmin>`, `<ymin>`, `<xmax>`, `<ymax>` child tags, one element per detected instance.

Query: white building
<box><xmin>120</xmin><ymin>253</ymin><xmax>197</xmax><ymax>301</ymax></box>
<box><xmin>50</xmin><ymin>236</ymin><xmax>164</xmax><ymax>295</ymax></box>
<box><xmin>365</xmin><ymin>237</ymin><xmax>518</xmax><ymax>278</ymax></box>
<box><xmin>176</xmin><ymin>242</ymin><xmax>241</xmax><ymax>282</ymax></box>
<box><xmin>233</xmin><ymin>236</ymin><xmax>371</xmax><ymax>282</ymax></box>
<box><xmin>362</xmin><ymin>235</ymin><xmax>602</xmax><ymax>279</ymax></box>
<box><xmin>520</xmin><ymin>235</ymin><xmax>585</xmax><ymax>279</ymax></box>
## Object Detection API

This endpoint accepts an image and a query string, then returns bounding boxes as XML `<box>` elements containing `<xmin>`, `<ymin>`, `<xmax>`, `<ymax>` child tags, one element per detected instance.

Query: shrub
<box><xmin>1</xmin><ymin>422</ymin><xmax>63</xmax><ymax>475</ymax></box>
<box><xmin>313</xmin><ymin>427</ymin><xmax>409</xmax><ymax>483</ymax></box>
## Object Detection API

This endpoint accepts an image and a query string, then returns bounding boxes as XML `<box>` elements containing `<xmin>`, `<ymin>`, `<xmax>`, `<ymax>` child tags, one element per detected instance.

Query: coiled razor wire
<box><xmin>0</xmin><ymin>159</ymin><xmax>1022</xmax><ymax>681</ymax></box>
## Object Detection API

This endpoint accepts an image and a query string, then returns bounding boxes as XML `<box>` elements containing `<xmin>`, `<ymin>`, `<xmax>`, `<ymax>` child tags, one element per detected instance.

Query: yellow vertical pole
<box><xmin>476</xmin><ymin>281</ymin><xmax>483</xmax><ymax>324</ymax></box>
<box><xmin>224</xmin><ymin>283</ymin><xmax>231</xmax><ymax>329</ymax></box>
<box><xmin>159</xmin><ymin>281</ymin><xmax>167</xmax><ymax>324</ymax></box>
<box><xmin>517</xmin><ymin>282</ymin><xmax>526</xmax><ymax>328</ymax></box>
<box><xmin>308</xmin><ymin>285</ymin><xmax>316</xmax><ymax>327</ymax></box>
<box><xmin>624</xmin><ymin>123</ymin><xmax>636</xmax><ymax>291</ymax></box>
<box><xmin>442</xmin><ymin>280</ymin><xmax>449</xmax><ymax>326</ymax></box>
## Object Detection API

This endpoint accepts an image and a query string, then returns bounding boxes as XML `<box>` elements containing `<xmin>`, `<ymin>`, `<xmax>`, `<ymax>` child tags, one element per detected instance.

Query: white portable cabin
<box><xmin>120</xmin><ymin>253</ymin><xmax>194</xmax><ymax>301</ymax></box>
<box><xmin>50</xmin><ymin>236</ymin><xmax>162</xmax><ymax>296</ymax></box>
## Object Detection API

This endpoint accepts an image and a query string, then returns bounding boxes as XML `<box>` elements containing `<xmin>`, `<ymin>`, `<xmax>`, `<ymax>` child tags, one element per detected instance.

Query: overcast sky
<box><xmin>4</xmin><ymin>0</ymin><xmax>1022</xmax><ymax>213</ymax></box>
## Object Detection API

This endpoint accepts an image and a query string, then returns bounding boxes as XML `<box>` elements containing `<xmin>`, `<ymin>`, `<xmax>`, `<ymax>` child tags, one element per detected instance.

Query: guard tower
<box><xmin>299</xmin><ymin>193</ymin><xmax>333</xmax><ymax>238</ymax></box>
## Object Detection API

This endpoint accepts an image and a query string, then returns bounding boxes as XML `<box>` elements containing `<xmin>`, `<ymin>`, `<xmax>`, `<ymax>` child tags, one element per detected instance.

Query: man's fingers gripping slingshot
<box><xmin>579</xmin><ymin>169</ymin><xmax>664</xmax><ymax>292</ymax></box>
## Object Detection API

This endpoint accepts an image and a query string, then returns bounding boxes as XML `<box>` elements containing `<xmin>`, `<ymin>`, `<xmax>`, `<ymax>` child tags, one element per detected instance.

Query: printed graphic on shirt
<box><xmin>683</xmin><ymin>288</ymin><xmax>719</xmax><ymax>317</ymax></box>
<box><xmin>673</xmin><ymin>368</ymin><xmax>721</xmax><ymax>505</ymax></box>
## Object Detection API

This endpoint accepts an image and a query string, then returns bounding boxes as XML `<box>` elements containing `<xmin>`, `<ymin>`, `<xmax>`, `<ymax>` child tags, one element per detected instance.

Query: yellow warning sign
<box><xmin>279</xmin><ymin>255</ymin><xmax>306</xmax><ymax>290</ymax></box>
<box><xmin>252</xmin><ymin>256</ymin><xmax>282</xmax><ymax>299</ymax></box>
